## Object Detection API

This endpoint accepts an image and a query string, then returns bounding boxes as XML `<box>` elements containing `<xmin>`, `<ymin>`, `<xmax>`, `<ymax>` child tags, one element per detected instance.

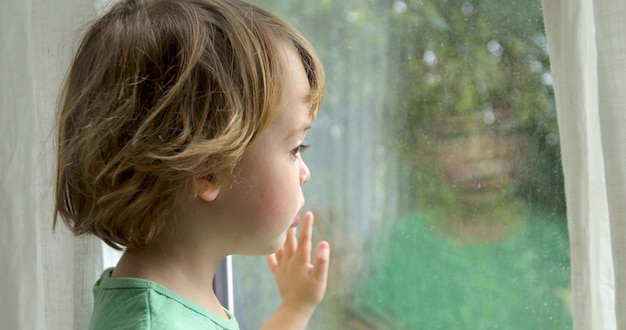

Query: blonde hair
<box><xmin>54</xmin><ymin>0</ymin><xmax>324</xmax><ymax>250</ymax></box>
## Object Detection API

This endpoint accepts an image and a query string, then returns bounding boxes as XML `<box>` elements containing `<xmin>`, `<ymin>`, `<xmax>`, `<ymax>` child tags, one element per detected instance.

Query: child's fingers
<box><xmin>312</xmin><ymin>241</ymin><xmax>330</xmax><ymax>283</ymax></box>
<box><xmin>266</xmin><ymin>254</ymin><xmax>278</xmax><ymax>273</ymax></box>
<box><xmin>297</xmin><ymin>212</ymin><xmax>314</xmax><ymax>262</ymax></box>
<box><xmin>274</xmin><ymin>247</ymin><xmax>284</xmax><ymax>262</ymax></box>
<box><xmin>284</xmin><ymin>226</ymin><xmax>298</xmax><ymax>256</ymax></box>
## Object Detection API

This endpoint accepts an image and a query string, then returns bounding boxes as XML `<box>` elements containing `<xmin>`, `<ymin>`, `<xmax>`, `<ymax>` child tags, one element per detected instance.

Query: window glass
<box><xmin>232</xmin><ymin>1</ymin><xmax>571</xmax><ymax>329</ymax></box>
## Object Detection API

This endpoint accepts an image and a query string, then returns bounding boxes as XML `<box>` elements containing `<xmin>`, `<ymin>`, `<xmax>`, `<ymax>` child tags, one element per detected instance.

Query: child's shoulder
<box><xmin>90</xmin><ymin>268</ymin><xmax>240</xmax><ymax>330</ymax></box>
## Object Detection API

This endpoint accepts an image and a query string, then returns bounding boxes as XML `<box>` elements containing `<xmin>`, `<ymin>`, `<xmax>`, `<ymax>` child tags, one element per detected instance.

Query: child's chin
<box><xmin>265</xmin><ymin>238</ymin><xmax>287</xmax><ymax>255</ymax></box>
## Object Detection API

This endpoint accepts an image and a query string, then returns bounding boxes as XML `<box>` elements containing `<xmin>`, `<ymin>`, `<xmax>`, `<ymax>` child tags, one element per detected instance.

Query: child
<box><xmin>53</xmin><ymin>0</ymin><xmax>330</xmax><ymax>329</ymax></box>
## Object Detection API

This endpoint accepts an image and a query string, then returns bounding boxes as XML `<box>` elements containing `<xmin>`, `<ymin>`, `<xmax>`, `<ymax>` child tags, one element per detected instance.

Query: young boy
<box><xmin>53</xmin><ymin>0</ymin><xmax>330</xmax><ymax>328</ymax></box>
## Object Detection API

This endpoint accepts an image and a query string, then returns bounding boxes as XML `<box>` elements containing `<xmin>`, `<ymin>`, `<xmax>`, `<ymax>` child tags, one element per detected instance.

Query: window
<box><xmin>232</xmin><ymin>1</ymin><xmax>571</xmax><ymax>328</ymax></box>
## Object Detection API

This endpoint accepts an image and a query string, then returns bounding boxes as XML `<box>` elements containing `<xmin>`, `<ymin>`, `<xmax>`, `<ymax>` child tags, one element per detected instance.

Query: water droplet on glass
<box><xmin>542</xmin><ymin>72</ymin><xmax>553</xmax><ymax>86</ymax></box>
<box><xmin>423</xmin><ymin>50</ymin><xmax>438</xmax><ymax>66</ymax></box>
<box><xmin>461</xmin><ymin>2</ymin><xmax>474</xmax><ymax>16</ymax></box>
<box><xmin>393</xmin><ymin>1</ymin><xmax>408</xmax><ymax>14</ymax></box>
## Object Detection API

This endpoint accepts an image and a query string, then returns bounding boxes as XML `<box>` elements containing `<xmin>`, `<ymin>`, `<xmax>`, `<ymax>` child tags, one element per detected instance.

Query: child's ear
<box><xmin>194</xmin><ymin>176</ymin><xmax>220</xmax><ymax>202</ymax></box>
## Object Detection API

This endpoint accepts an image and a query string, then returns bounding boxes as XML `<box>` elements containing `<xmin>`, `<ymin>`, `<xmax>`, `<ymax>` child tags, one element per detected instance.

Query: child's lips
<box><xmin>291</xmin><ymin>214</ymin><xmax>301</xmax><ymax>227</ymax></box>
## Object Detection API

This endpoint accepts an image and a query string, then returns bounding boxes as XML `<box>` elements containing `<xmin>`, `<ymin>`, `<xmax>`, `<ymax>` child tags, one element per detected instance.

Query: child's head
<box><xmin>54</xmin><ymin>0</ymin><xmax>324</xmax><ymax>250</ymax></box>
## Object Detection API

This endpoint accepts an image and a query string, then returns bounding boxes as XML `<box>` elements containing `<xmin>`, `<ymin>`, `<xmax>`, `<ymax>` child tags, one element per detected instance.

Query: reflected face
<box><xmin>209</xmin><ymin>46</ymin><xmax>313</xmax><ymax>255</ymax></box>
<box><xmin>432</xmin><ymin>121</ymin><xmax>529</xmax><ymax>206</ymax></box>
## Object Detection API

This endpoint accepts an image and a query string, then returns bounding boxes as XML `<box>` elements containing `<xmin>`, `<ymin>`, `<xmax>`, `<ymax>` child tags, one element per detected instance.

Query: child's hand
<box><xmin>266</xmin><ymin>211</ymin><xmax>330</xmax><ymax>312</ymax></box>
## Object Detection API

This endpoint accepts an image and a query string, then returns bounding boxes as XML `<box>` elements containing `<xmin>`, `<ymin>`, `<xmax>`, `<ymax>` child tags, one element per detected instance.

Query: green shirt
<box><xmin>90</xmin><ymin>268</ymin><xmax>239</xmax><ymax>330</ymax></box>
<box><xmin>351</xmin><ymin>210</ymin><xmax>572</xmax><ymax>329</ymax></box>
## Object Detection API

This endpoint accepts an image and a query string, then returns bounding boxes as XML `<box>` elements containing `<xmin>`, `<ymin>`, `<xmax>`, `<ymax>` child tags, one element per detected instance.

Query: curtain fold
<box><xmin>593</xmin><ymin>1</ymin><xmax>626</xmax><ymax>328</ymax></box>
<box><xmin>1</xmin><ymin>0</ymin><xmax>45</xmax><ymax>327</ymax></box>
<box><xmin>1</xmin><ymin>0</ymin><xmax>103</xmax><ymax>329</ymax></box>
<box><xmin>543</xmin><ymin>0</ymin><xmax>626</xmax><ymax>328</ymax></box>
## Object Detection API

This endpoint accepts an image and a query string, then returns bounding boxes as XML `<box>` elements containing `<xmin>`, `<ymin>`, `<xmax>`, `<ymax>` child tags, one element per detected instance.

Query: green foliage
<box><xmin>388</xmin><ymin>0</ymin><xmax>564</xmax><ymax>214</ymax></box>
<box><xmin>390</xmin><ymin>0</ymin><xmax>552</xmax><ymax>124</ymax></box>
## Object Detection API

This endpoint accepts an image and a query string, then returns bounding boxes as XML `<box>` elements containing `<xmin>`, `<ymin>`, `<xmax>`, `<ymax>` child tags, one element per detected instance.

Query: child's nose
<box><xmin>300</xmin><ymin>161</ymin><xmax>311</xmax><ymax>185</ymax></box>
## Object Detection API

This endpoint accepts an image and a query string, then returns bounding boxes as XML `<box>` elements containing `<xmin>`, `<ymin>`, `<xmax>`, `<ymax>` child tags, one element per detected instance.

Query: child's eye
<box><xmin>291</xmin><ymin>144</ymin><xmax>310</xmax><ymax>156</ymax></box>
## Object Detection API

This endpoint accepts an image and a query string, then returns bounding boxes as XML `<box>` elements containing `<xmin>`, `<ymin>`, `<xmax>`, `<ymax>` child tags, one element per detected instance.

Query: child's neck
<box><xmin>112</xmin><ymin>239</ymin><xmax>229</xmax><ymax>319</ymax></box>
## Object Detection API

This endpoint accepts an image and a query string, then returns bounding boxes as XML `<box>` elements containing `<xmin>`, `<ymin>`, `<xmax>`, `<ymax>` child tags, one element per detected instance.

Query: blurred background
<box><xmin>233</xmin><ymin>0</ymin><xmax>570</xmax><ymax>329</ymax></box>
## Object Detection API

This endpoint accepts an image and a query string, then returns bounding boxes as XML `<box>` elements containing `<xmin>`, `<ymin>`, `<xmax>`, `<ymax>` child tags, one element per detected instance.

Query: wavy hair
<box><xmin>54</xmin><ymin>0</ymin><xmax>324</xmax><ymax>249</ymax></box>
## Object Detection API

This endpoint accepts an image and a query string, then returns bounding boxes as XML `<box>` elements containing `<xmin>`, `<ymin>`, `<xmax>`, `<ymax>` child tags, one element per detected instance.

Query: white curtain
<box><xmin>0</xmin><ymin>0</ymin><xmax>118</xmax><ymax>329</ymax></box>
<box><xmin>543</xmin><ymin>0</ymin><xmax>626</xmax><ymax>329</ymax></box>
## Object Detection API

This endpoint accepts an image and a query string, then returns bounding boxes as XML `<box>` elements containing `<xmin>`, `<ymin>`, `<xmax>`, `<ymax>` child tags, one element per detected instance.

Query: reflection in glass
<box><xmin>349</xmin><ymin>0</ymin><xmax>571</xmax><ymax>328</ymax></box>
<box><xmin>350</xmin><ymin>111</ymin><xmax>571</xmax><ymax>329</ymax></box>
<box><xmin>233</xmin><ymin>0</ymin><xmax>571</xmax><ymax>329</ymax></box>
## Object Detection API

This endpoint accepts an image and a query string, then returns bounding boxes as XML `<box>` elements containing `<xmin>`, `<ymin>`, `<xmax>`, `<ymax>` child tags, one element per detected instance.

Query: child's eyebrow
<box><xmin>287</xmin><ymin>124</ymin><xmax>311</xmax><ymax>140</ymax></box>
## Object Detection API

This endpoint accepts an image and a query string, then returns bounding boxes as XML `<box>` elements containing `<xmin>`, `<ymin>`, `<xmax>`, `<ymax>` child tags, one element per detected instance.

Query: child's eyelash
<box><xmin>292</xmin><ymin>144</ymin><xmax>310</xmax><ymax>155</ymax></box>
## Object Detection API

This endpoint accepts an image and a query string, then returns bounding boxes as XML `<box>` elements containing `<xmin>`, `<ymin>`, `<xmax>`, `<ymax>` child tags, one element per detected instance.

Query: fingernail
<box><xmin>319</xmin><ymin>241</ymin><xmax>330</xmax><ymax>251</ymax></box>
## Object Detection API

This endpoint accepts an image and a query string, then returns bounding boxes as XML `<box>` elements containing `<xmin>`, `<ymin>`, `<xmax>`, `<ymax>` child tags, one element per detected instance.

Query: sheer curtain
<box><xmin>543</xmin><ymin>0</ymin><xmax>626</xmax><ymax>329</ymax></box>
<box><xmin>1</xmin><ymin>0</ymin><xmax>113</xmax><ymax>329</ymax></box>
